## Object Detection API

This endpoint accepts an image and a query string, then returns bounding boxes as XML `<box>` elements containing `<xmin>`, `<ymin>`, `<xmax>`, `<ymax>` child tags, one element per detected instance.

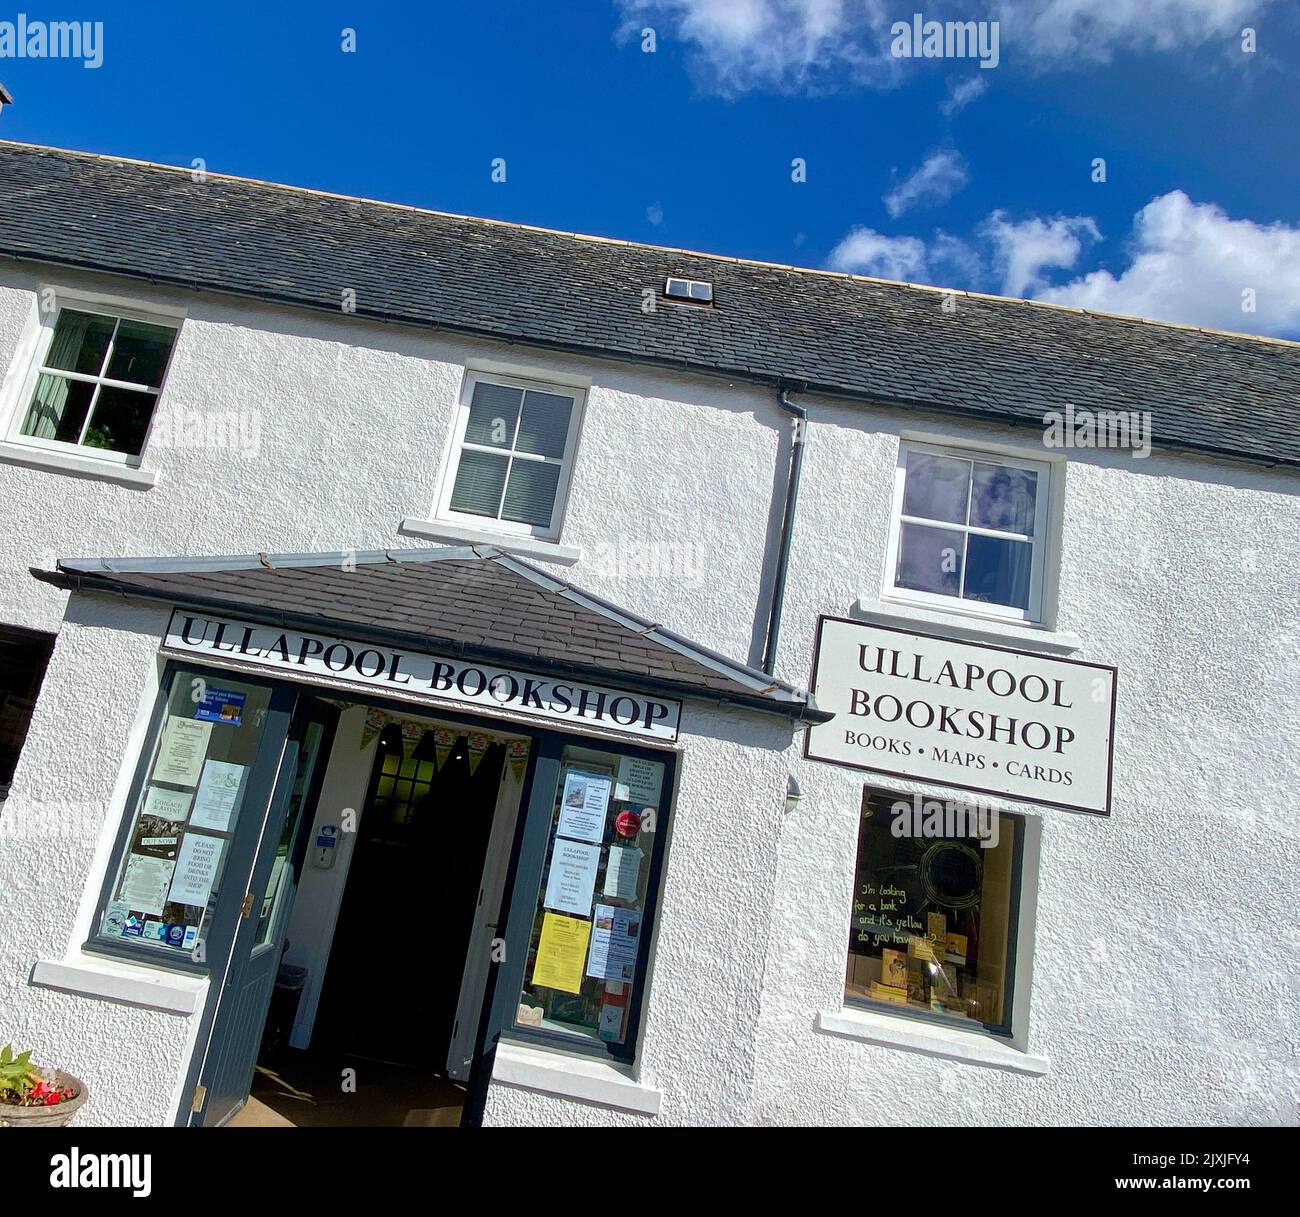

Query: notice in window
<box><xmin>586</xmin><ymin>904</ymin><xmax>640</xmax><ymax>982</ymax></box>
<box><xmin>118</xmin><ymin>853</ymin><xmax>175</xmax><ymax>917</ymax></box>
<box><xmin>615</xmin><ymin>755</ymin><xmax>663</xmax><ymax>806</ymax></box>
<box><xmin>602</xmin><ymin>844</ymin><xmax>642</xmax><ymax>900</ymax></box>
<box><xmin>532</xmin><ymin>912</ymin><xmax>591</xmax><ymax>994</ymax></box>
<box><xmin>188</xmin><ymin>760</ymin><xmax>246</xmax><ymax>832</ymax></box>
<box><xmin>143</xmin><ymin>786</ymin><xmax>192</xmax><ymax>822</ymax></box>
<box><xmin>151</xmin><ymin>716</ymin><xmax>211</xmax><ymax>788</ymax></box>
<box><xmin>556</xmin><ymin>770</ymin><xmax>611</xmax><ymax>844</ymax></box>
<box><xmin>194</xmin><ymin>687</ymin><xmax>246</xmax><ymax>726</ymax></box>
<box><xmin>543</xmin><ymin>837</ymin><xmax>600</xmax><ymax>917</ymax></box>
<box><xmin>167</xmin><ymin>832</ymin><xmax>223</xmax><ymax>910</ymax></box>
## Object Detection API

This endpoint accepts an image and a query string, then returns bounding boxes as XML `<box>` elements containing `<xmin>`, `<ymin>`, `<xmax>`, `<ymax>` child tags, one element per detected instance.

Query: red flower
<box><xmin>44</xmin><ymin>1093</ymin><xmax>61</xmax><ymax>1106</ymax></box>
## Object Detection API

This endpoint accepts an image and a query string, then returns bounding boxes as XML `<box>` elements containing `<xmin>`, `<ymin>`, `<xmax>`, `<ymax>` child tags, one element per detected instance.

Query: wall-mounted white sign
<box><xmin>804</xmin><ymin>616</ymin><xmax>1118</xmax><ymax>815</ymax></box>
<box><xmin>162</xmin><ymin>611</ymin><xmax>682</xmax><ymax>742</ymax></box>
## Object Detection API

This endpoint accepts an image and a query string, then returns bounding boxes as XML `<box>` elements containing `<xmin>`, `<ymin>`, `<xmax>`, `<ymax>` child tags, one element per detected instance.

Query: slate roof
<box><xmin>32</xmin><ymin>547</ymin><xmax>824</xmax><ymax>722</ymax></box>
<box><xmin>0</xmin><ymin>141</ymin><xmax>1297</xmax><ymax>469</ymax></box>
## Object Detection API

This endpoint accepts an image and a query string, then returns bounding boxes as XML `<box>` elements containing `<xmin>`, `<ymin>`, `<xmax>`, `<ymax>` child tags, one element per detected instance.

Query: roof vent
<box><xmin>664</xmin><ymin>276</ymin><xmax>713</xmax><ymax>305</ymax></box>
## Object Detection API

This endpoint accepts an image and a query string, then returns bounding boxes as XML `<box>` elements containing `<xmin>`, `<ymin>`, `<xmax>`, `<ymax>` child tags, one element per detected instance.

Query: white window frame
<box><xmin>434</xmin><ymin>370</ymin><xmax>586</xmax><ymax>542</ymax></box>
<box><xmin>3</xmin><ymin>291</ymin><xmax>181</xmax><ymax>468</ymax></box>
<box><xmin>882</xmin><ymin>439</ymin><xmax>1053</xmax><ymax>625</ymax></box>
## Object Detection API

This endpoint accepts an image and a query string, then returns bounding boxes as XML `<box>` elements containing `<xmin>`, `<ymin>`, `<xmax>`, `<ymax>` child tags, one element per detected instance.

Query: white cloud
<box><xmin>1037</xmin><ymin>191</ymin><xmax>1300</xmax><ymax>336</ymax></box>
<box><xmin>826</xmin><ymin>228</ymin><xmax>929</xmax><ymax>280</ymax></box>
<box><xmin>616</xmin><ymin>0</ymin><xmax>897</xmax><ymax>94</ymax></box>
<box><xmin>939</xmin><ymin>76</ymin><xmax>988</xmax><ymax>116</ymax></box>
<box><xmin>990</xmin><ymin>0</ymin><xmax>1267</xmax><ymax>64</ymax></box>
<box><xmin>883</xmin><ymin>149</ymin><xmax>969</xmax><ymax>218</ymax></box>
<box><xmin>827</xmin><ymin>225</ymin><xmax>979</xmax><ymax>286</ymax></box>
<box><xmin>647</xmin><ymin>201</ymin><xmax>664</xmax><ymax>225</ymax></box>
<box><xmin>618</xmin><ymin>0</ymin><xmax>1275</xmax><ymax>93</ymax></box>
<box><xmin>979</xmin><ymin>211</ymin><xmax>1101</xmax><ymax>296</ymax></box>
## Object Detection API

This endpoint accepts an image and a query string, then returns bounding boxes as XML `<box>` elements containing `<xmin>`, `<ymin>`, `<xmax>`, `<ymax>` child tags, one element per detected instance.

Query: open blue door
<box><xmin>185</xmin><ymin>696</ymin><xmax>337</xmax><ymax>1126</ymax></box>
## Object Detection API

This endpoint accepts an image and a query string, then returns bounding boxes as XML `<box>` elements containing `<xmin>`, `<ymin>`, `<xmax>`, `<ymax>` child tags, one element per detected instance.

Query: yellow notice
<box><xmin>532</xmin><ymin>912</ymin><xmax>592</xmax><ymax>994</ymax></box>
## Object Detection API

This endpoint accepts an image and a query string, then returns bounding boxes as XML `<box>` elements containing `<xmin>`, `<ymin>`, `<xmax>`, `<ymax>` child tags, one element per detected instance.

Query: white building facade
<box><xmin>0</xmin><ymin>143</ymin><xmax>1296</xmax><ymax>1127</ymax></box>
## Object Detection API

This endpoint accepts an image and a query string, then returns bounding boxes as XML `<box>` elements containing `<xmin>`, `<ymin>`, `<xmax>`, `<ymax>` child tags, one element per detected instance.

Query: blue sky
<box><xmin>0</xmin><ymin>0</ymin><xmax>1297</xmax><ymax>335</ymax></box>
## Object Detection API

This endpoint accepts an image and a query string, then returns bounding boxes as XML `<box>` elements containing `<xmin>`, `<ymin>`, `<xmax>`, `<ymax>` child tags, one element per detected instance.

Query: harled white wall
<box><xmin>1</xmin><ymin>261</ymin><xmax>1297</xmax><ymax>1127</ymax></box>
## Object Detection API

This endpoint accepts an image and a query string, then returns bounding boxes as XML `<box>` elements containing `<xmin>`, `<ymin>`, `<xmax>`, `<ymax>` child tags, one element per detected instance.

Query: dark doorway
<box><xmin>0</xmin><ymin>625</ymin><xmax>56</xmax><ymax>803</ymax></box>
<box><xmin>313</xmin><ymin>725</ymin><xmax>508</xmax><ymax>1069</ymax></box>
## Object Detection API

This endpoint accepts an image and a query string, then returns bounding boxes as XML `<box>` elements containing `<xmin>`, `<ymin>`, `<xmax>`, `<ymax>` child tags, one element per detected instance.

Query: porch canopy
<box><xmin>32</xmin><ymin>545</ymin><xmax>828</xmax><ymax>724</ymax></box>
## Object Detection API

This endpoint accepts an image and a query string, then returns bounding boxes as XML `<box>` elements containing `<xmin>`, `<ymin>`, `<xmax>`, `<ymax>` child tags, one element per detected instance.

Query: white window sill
<box><xmin>31</xmin><ymin>955</ymin><xmax>207</xmax><ymax>1015</ymax></box>
<box><xmin>816</xmin><ymin>1005</ymin><xmax>1049</xmax><ymax>1076</ymax></box>
<box><xmin>491</xmin><ymin>1041</ymin><xmax>661</xmax><ymax>1116</ymax></box>
<box><xmin>399</xmin><ymin>517</ymin><xmax>581</xmax><ymax>565</ymax></box>
<box><xmin>0</xmin><ymin>440</ymin><xmax>159</xmax><ymax>488</ymax></box>
<box><xmin>855</xmin><ymin>598</ymin><xmax>1081</xmax><ymax>655</ymax></box>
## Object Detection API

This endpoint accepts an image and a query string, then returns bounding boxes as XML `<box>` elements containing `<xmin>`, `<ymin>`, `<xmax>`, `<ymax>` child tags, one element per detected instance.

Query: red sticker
<box><xmin>614</xmin><ymin>810</ymin><xmax>641</xmax><ymax>838</ymax></box>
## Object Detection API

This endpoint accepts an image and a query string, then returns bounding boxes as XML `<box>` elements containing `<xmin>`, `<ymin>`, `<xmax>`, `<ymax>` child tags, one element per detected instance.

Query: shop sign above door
<box><xmin>804</xmin><ymin>616</ymin><xmax>1117</xmax><ymax>815</ymax></box>
<box><xmin>162</xmin><ymin>611</ymin><xmax>681</xmax><ymax>742</ymax></box>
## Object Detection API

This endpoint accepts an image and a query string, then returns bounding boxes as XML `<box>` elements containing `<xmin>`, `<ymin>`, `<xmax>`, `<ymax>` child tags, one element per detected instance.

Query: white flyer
<box><xmin>556</xmin><ymin>770</ymin><xmax>612</xmax><ymax>843</ymax></box>
<box><xmin>188</xmin><ymin>760</ymin><xmax>246</xmax><ymax>832</ymax></box>
<box><xmin>167</xmin><ymin>832</ymin><xmax>224</xmax><ymax>909</ymax></box>
<box><xmin>543</xmin><ymin>837</ymin><xmax>601</xmax><ymax>917</ymax></box>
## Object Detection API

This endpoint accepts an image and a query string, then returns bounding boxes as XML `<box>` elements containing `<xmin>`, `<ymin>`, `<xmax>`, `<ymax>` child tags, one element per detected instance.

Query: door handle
<box><xmin>240</xmin><ymin>892</ymin><xmax>256</xmax><ymax>918</ymax></box>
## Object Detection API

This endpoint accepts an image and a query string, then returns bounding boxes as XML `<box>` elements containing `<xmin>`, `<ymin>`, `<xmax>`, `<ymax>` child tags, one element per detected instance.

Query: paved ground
<box><xmin>224</xmin><ymin>1049</ymin><xmax>465</xmax><ymax>1128</ymax></box>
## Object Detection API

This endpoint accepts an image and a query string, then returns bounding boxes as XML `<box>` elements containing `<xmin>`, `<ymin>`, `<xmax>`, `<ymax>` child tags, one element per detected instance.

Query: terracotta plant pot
<box><xmin>0</xmin><ymin>1073</ymin><xmax>89</xmax><ymax>1127</ymax></box>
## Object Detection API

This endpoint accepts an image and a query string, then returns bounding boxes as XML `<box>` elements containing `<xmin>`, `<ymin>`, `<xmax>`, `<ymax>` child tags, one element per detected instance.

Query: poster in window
<box><xmin>543</xmin><ymin>838</ymin><xmax>600</xmax><ymax>917</ymax></box>
<box><xmin>118</xmin><ymin>853</ymin><xmax>175</xmax><ymax>917</ymax></box>
<box><xmin>614</xmin><ymin>756</ymin><xmax>663</xmax><ymax>805</ymax></box>
<box><xmin>556</xmin><ymin>770</ymin><xmax>611</xmax><ymax>844</ymax></box>
<box><xmin>194</xmin><ymin>687</ymin><xmax>246</xmax><ymax>726</ymax></box>
<box><xmin>167</xmin><ymin>832</ymin><xmax>224</xmax><ymax>909</ymax></box>
<box><xmin>150</xmin><ymin>716</ymin><xmax>211</xmax><ymax>787</ymax></box>
<box><xmin>602</xmin><ymin>844</ymin><xmax>642</xmax><ymax>900</ymax></box>
<box><xmin>188</xmin><ymin>760</ymin><xmax>246</xmax><ymax>832</ymax></box>
<box><xmin>586</xmin><ymin>904</ymin><xmax>640</xmax><ymax>981</ymax></box>
<box><xmin>142</xmin><ymin>786</ymin><xmax>192</xmax><ymax>822</ymax></box>
<box><xmin>531</xmin><ymin>912</ymin><xmax>591</xmax><ymax>994</ymax></box>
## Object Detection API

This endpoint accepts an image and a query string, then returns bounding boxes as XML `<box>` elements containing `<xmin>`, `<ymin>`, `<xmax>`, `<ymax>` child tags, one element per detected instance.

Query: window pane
<box><xmin>502</xmin><ymin>460</ymin><xmax>561</xmax><ymax>528</ymax></box>
<box><xmin>21</xmin><ymin>374</ymin><xmax>95</xmax><ymax>443</ymax></box>
<box><xmin>84</xmin><ymin>386</ymin><xmax>156</xmax><ymax>455</ymax></box>
<box><xmin>902</xmin><ymin>450</ymin><xmax>971</xmax><ymax>524</ymax></box>
<box><xmin>449</xmin><ymin>449</ymin><xmax>508</xmax><ymax>518</ymax></box>
<box><xmin>970</xmin><ymin>462</ymin><xmax>1038</xmax><ymax>535</ymax></box>
<box><xmin>519</xmin><ymin>746</ymin><xmax>666</xmax><ymax>1048</ymax></box>
<box><xmin>515</xmin><ymin>390</ymin><xmax>573</xmax><ymax>458</ymax></box>
<box><xmin>464</xmin><ymin>380</ymin><xmax>522</xmax><ymax>448</ymax></box>
<box><xmin>98</xmin><ymin>671</ymin><xmax>274</xmax><ymax>957</ymax></box>
<box><xmin>846</xmin><ymin>789</ymin><xmax>1020</xmax><ymax>1031</ymax></box>
<box><xmin>895</xmin><ymin>521</ymin><xmax>964</xmax><ymax>597</ymax></box>
<box><xmin>255</xmin><ymin>719</ymin><xmax>327</xmax><ymax>947</ymax></box>
<box><xmin>964</xmin><ymin>534</ymin><xmax>1033</xmax><ymax>610</ymax></box>
<box><xmin>106</xmin><ymin>319</ymin><xmax>175</xmax><ymax>388</ymax></box>
<box><xmin>43</xmin><ymin>309</ymin><xmax>114</xmax><ymax>376</ymax></box>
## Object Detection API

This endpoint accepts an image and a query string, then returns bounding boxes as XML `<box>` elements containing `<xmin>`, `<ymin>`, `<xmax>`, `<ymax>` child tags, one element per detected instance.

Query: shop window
<box><xmin>436</xmin><ymin>372</ymin><xmax>584</xmax><ymax>540</ymax></box>
<box><xmin>515</xmin><ymin>743</ymin><xmax>671</xmax><ymax>1058</ymax></box>
<box><xmin>0</xmin><ymin>625</ymin><xmax>55</xmax><ymax>802</ymax></box>
<box><xmin>845</xmin><ymin>788</ymin><xmax>1024</xmax><ymax>1035</ymax></box>
<box><xmin>8</xmin><ymin>301</ymin><xmax>179</xmax><ymax>463</ymax></box>
<box><xmin>90</xmin><ymin>668</ymin><xmax>277</xmax><ymax>958</ymax></box>
<box><xmin>884</xmin><ymin>440</ymin><xmax>1052</xmax><ymax>623</ymax></box>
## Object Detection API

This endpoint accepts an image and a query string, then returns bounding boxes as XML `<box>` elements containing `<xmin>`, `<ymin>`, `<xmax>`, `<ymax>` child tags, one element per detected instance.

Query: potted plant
<box><xmin>0</xmin><ymin>1045</ymin><xmax>89</xmax><ymax>1127</ymax></box>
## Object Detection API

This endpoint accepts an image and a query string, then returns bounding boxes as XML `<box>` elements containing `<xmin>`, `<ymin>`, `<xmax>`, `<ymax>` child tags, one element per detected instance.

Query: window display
<box><xmin>845</xmin><ymin>787</ymin><xmax>1022</xmax><ymax>1033</ymax></box>
<box><xmin>93</xmin><ymin>668</ymin><xmax>275</xmax><ymax>958</ymax></box>
<box><xmin>516</xmin><ymin>744</ymin><xmax>669</xmax><ymax>1051</ymax></box>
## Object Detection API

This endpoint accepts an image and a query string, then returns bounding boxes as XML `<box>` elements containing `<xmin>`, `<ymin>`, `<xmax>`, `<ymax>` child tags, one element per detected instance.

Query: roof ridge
<box><xmin>2</xmin><ymin>138</ymin><xmax>1295</xmax><ymax>352</ymax></box>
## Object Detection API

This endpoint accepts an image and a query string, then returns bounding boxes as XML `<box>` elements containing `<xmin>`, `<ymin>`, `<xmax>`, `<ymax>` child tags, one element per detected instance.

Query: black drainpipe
<box><xmin>761</xmin><ymin>384</ymin><xmax>807</xmax><ymax>675</ymax></box>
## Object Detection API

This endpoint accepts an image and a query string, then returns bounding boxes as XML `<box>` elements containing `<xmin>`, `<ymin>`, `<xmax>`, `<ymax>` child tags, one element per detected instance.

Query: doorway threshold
<box><xmin>224</xmin><ymin>1049</ymin><xmax>464</xmax><ymax>1128</ymax></box>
